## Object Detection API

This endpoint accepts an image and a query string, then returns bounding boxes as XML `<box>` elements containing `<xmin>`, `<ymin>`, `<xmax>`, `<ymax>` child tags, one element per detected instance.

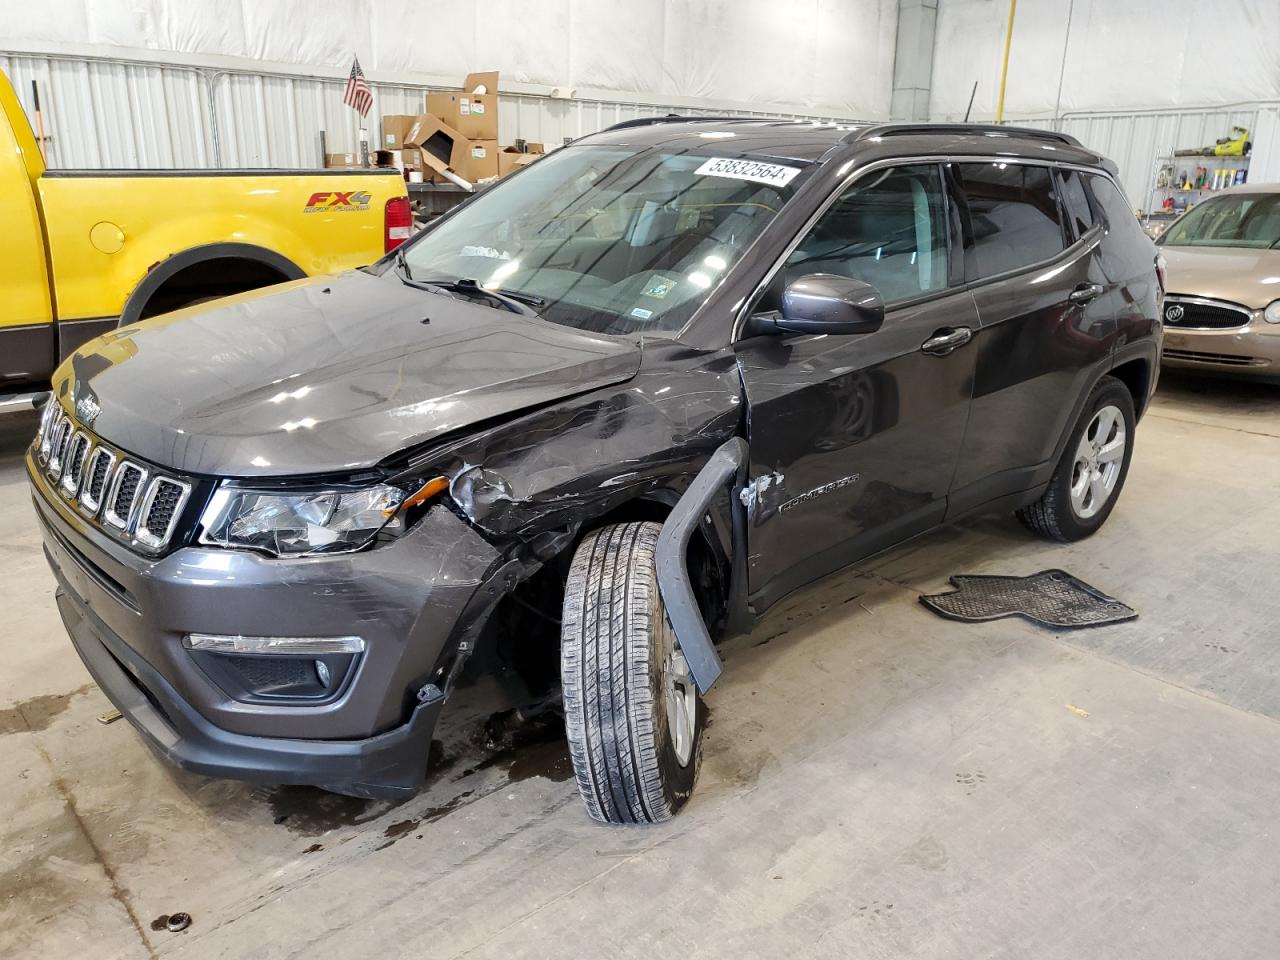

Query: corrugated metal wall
<box><xmin>1020</xmin><ymin>106</ymin><xmax>1280</xmax><ymax>211</ymax></box>
<box><xmin>0</xmin><ymin>52</ymin><xmax>857</xmax><ymax>170</ymax></box>
<box><xmin>4</xmin><ymin>50</ymin><xmax>1278</xmax><ymax>210</ymax></box>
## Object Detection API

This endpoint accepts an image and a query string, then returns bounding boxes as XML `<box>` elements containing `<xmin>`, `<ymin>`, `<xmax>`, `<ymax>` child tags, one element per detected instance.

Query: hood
<box><xmin>1160</xmin><ymin>245</ymin><xmax>1280</xmax><ymax>310</ymax></box>
<box><xmin>56</xmin><ymin>270</ymin><xmax>641</xmax><ymax>477</ymax></box>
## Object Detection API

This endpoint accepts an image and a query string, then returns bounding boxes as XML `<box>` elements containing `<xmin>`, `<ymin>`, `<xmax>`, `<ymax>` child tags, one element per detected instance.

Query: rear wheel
<box><xmin>560</xmin><ymin>521</ymin><xmax>703</xmax><ymax>824</ymax></box>
<box><xmin>1018</xmin><ymin>376</ymin><xmax>1136</xmax><ymax>542</ymax></box>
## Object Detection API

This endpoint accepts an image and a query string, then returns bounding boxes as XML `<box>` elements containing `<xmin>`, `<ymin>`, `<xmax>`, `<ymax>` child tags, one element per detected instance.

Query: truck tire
<box><xmin>1018</xmin><ymin>376</ymin><xmax>1136</xmax><ymax>542</ymax></box>
<box><xmin>561</xmin><ymin>521</ymin><xmax>703</xmax><ymax>824</ymax></box>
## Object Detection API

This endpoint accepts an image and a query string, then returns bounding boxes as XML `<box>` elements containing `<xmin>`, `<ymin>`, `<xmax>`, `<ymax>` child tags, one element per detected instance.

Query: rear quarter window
<box><xmin>1086</xmin><ymin>174</ymin><xmax>1156</xmax><ymax>281</ymax></box>
<box><xmin>954</xmin><ymin>162</ymin><xmax>1067</xmax><ymax>279</ymax></box>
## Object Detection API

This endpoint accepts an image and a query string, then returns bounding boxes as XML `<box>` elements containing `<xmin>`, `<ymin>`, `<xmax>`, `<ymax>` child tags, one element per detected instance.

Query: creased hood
<box><xmin>1161</xmin><ymin>245</ymin><xmax>1280</xmax><ymax>310</ymax></box>
<box><xmin>56</xmin><ymin>270</ymin><xmax>641</xmax><ymax>477</ymax></box>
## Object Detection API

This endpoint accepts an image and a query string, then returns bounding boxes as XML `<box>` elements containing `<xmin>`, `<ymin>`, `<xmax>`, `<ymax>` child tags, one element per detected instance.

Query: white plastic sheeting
<box><xmin>5</xmin><ymin>0</ymin><xmax>899</xmax><ymax>117</ymax></box>
<box><xmin>0</xmin><ymin>52</ymin><xmax>863</xmax><ymax>169</ymax></box>
<box><xmin>931</xmin><ymin>0</ymin><xmax>1280</xmax><ymax>119</ymax></box>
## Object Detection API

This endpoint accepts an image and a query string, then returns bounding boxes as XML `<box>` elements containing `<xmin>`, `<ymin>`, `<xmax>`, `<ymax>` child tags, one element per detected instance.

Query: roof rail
<box><xmin>847</xmin><ymin>123</ymin><xmax>1080</xmax><ymax>147</ymax></box>
<box><xmin>599</xmin><ymin>115</ymin><xmax>796</xmax><ymax>133</ymax></box>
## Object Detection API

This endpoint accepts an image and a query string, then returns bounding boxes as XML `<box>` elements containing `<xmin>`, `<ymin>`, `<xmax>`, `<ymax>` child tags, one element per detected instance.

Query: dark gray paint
<box><xmin>30</xmin><ymin>119</ymin><xmax>1159</xmax><ymax>799</ymax></box>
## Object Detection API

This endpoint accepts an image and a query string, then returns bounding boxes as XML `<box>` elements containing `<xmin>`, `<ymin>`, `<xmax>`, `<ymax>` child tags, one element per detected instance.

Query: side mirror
<box><xmin>762</xmin><ymin>274</ymin><xmax>885</xmax><ymax>336</ymax></box>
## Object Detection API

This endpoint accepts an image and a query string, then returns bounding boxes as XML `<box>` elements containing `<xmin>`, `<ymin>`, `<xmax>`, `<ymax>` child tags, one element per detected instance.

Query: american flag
<box><xmin>343</xmin><ymin>56</ymin><xmax>373</xmax><ymax>117</ymax></box>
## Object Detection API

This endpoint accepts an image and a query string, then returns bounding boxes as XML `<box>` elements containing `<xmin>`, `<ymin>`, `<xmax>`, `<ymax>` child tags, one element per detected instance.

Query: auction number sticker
<box><xmin>695</xmin><ymin>157</ymin><xmax>801</xmax><ymax>187</ymax></box>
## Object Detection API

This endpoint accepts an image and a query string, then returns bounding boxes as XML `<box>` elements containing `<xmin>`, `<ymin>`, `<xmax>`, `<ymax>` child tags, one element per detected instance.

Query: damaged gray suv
<box><xmin>29</xmin><ymin>119</ymin><xmax>1161</xmax><ymax>823</ymax></box>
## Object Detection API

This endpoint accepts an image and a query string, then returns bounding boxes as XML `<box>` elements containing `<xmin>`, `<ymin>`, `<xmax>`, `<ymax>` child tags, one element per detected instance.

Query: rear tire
<box><xmin>1018</xmin><ymin>376</ymin><xmax>1136</xmax><ymax>542</ymax></box>
<box><xmin>561</xmin><ymin>521</ymin><xmax>703</xmax><ymax>824</ymax></box>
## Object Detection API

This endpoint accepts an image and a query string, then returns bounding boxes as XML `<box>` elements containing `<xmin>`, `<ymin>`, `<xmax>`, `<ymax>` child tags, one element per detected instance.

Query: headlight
<box><xmin>199</xmin><ymin>484</ymin><xmax>407</xmax><ymax>557</ymax></box>
<box><xmin>1264</xmin><ymin>300</ymin><xmax>1280</xmax><ymax>324</ymax></box>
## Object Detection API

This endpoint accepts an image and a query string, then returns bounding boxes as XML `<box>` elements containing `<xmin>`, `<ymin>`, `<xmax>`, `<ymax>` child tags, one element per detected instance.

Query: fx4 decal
<box><xmin>304</xmin><ymin>190</ymin><xmax>373</xmax><ymax>213</ymax></box>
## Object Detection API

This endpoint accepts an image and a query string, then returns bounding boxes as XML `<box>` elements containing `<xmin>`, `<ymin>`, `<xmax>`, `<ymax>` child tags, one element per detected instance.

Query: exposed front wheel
<box><xmin>1018</xmin><ymin>376</ymin><xmax>1136</xmax><ymax>542</ymax></box>
<box><xmin>561</xmin><ymin>521</ymin><xmax>703</xmax><ymax>824</ymax></box>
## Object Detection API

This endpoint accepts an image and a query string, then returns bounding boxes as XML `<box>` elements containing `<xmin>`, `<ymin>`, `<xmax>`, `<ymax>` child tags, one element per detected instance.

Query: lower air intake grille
<box><xmin>1163</xmin><ymin>348</ymin><xmax>1264</xmax><ymax>367</ymax></box>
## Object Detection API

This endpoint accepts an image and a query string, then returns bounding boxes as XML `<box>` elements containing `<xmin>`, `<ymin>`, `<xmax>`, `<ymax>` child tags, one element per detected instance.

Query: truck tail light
<box><xmin>384</xmin><ymin>196</ymin><xmax>412</xmax><ymax>252</ymax></box>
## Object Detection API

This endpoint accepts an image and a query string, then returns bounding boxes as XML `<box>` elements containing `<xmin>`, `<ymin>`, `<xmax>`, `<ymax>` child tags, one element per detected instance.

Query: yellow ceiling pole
<box><xmin>995</xmin><ymin>0</ymin><xmax>1018</xmax><ymax>123</ymax></box>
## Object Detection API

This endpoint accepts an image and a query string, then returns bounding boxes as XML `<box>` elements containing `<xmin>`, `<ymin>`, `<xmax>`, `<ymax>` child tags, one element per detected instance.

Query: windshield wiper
<box><xmin>393</xmin><ymin>253</ymin><xmax>544</xmax><ymax>316</ymax></box>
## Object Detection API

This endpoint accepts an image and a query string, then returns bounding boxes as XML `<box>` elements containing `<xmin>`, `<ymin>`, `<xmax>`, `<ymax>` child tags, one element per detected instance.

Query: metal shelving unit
<box><xmin>1145</xmin><ymin>152</ymin><xmax>1250</xmax><ymax>223</ymax></box>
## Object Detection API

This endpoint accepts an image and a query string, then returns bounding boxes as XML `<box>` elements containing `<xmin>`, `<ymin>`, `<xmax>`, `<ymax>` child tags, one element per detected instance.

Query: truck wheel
<box><xmin>561</xmin><ymin>521</ymin><xmax>703</xmax><ymax>824</ymax></box>
<box><xmin>1017</xmin><ymin>376</ymin><xmax>1136</xmax><ymax>542</ymax></box>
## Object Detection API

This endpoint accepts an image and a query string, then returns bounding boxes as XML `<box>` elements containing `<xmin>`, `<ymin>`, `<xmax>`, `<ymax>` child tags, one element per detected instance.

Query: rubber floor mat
<box><xmin>919</xmin><ymin>570</ymin><xmax>1136</xmax><ymax>630</ymax></box>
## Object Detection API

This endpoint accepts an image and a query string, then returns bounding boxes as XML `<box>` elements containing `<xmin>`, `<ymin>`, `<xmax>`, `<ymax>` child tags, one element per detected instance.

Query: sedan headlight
<box><xmin>199</xmin><ymin>484</ymin><xmax>407</xmax><ymax>557</ymax></box>
<box><xmin>1264</xmin><ymin>300</ymin><xmax>1280</xmax><ymax>324</ymax></box>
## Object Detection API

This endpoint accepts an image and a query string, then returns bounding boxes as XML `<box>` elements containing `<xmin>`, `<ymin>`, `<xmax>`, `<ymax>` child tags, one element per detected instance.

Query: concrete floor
<box><xmin>3</xmin><ymin>371</ymin><xmax>1280</xmax><ymax>960</ymax></box>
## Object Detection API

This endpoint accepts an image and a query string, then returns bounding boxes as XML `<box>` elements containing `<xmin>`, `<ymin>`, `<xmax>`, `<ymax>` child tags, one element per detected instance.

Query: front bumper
<box><xmin>29</xmin><ymin>448</ymin><xmax>506</xmax><ymax>798</ymax></box>
<box><xmin>1161</xmin><ymin>319</ymin><xmax>1280</xmax><ymax>377</ymax></box>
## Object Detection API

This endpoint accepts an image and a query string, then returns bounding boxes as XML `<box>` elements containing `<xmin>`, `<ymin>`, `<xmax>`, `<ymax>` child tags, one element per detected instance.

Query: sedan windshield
<box><xmin>1161</xmin><ymin>192</ymin><xmax>1280</xmax><ymax>249</ymax></box>
<box><xmin>398</xmin><ymin>144</ymin><xmax>806</xmax><ymax>335</ymax></box>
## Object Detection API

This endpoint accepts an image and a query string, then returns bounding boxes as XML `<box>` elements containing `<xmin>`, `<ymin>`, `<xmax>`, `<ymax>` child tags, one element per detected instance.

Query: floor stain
<box><xmin>0</xmin><ymin>684</ymin><xmax>94</xmax><ymax>736</ymax></box>
<box><xmin>459</xmin><ymin>710</ymin><xmax>573</xmax><ymax>784</ymax></box>
<box><xmin>301</xmin><ymin>843</ymin><xmax>323</xmax><ymax>855</ymax></box>
<box><xmin>374</xmin><ymin>791</ymin><xmax>476</xmax><ymax>851</ymax></box>
<box><xmin>149</xmin><ymin>915</ymin><xmax>169</xmax><ymax>931</ymax></box>
<box><xmin>265</xmin><ymin>786</ymin><xmax>401</xmax><ymax>836</ymax></box>
<box><xmin>383</xmin><ymin>818</ymin><xmax>420</xmax><ymax>841</ymax></box>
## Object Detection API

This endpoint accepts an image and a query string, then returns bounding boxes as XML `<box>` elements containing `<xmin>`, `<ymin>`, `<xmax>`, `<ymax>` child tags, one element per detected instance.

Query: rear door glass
<box><xmin>954</xmin><ymin>162</ymin><xmax>1067</xmax><ymax>279</ymax></box>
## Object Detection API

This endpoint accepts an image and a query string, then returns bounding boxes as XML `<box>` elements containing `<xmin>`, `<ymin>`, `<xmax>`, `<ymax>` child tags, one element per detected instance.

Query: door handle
<box><xmin>920</xmin><ymin>326</ymin><xmax>973</xmax><ymax>356</ymax></box>
<box><xmin>1069</xmin><ymin>282</ymin><xmax>1105</xmax><ymax>304</ymax></box>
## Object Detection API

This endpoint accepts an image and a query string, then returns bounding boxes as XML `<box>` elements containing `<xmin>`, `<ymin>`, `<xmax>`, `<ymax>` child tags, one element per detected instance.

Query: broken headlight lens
<box><xmin>198</xmin><ymin>484</ymin><xmax>406</xmax><ymax>557</ymax></box>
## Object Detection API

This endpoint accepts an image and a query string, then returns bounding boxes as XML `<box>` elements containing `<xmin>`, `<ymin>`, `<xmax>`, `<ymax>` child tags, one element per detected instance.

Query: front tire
<box><xmin>561</xmin><ymin>521</ymin><xmax>703</xmax><ymax>824</ymax></box>
<box><xmin>1018</xmin><ymin>376</ymin><xmax>1136</xmax><ymax>542</ymax></box>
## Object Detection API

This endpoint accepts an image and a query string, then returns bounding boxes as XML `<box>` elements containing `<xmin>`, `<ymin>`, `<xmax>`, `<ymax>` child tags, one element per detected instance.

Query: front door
<box><xmin>736</xmin><ymin>163</ymin><xmax>978</xmax><ymax>612</ymax></box>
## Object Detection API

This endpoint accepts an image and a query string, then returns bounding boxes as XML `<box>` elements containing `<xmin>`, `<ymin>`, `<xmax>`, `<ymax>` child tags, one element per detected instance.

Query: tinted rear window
<box><xmin>1057</xmin><ymin>168</ymin><xmax>1096</xmax><ymax>240</ymax></box>
<box><xmin>955</xmin><ymin>162</ymin><xmax>1066</xmax><ymax>278</ymax></box>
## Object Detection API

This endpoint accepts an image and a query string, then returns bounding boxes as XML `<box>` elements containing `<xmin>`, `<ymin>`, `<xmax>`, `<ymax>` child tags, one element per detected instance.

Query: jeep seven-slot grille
<box><xmin>82</xmin><ymin>448</ymin><xmax>114</xmax><ymax>511</ymax></box>
<box><xmin>1163</xmin><ymin>297</ymin><xmax>1251</xmax><ymax>329</ymax></box>
<box><xmin>32</xmin><ymin>406</ymin><xmax>193</xmax><ymax>553</ymax></box>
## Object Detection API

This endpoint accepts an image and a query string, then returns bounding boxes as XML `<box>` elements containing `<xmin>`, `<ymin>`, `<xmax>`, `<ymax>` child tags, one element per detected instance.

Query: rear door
<box><xmin>947</xmin><ymin>160</ymin><xmax>1116</xmax><ymax>514</ymax></box>
<box><xmin>737</xmin><ymin>163</ymin><xmax>979</xmax><ymax>610</ymax></box>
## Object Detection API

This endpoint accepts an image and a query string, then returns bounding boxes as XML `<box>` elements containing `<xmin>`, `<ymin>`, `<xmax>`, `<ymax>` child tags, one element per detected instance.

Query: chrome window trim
<box><xmin>57</xmin><ymin>431</ymin><xmax>91</xmax><ymax>498</ymax></box>
<box><xmin>135</xmin><ymin>476</ymin><xmax>193</xmax><ymax>550</ymax></box>
<box><xmin>78</xmin><ymin>446</ymin><xmax>117</xmax><ymax>517</ymax></box>
<box><xmin>731</xmin><ymin>153</ymin><xmax>1124</xmax><ymax>342</ymax></box>
<box><xmin>103</xmin><ymin>461</ymin><xmax>149</xmax><ymax>532</ymax></box>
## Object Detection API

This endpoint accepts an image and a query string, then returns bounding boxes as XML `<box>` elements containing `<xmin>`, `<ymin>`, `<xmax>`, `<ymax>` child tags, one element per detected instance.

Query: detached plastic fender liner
<box><xmin>655</xmin><ymin>436</ymin><xmax>747</xmax><ymax>694</ymax></box>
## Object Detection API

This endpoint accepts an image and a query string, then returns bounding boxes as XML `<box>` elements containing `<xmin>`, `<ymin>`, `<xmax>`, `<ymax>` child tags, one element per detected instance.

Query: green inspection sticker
<box><xmin>642</xmin><ymin>275</ymin><xmax>677</xmax><ymax>299</ymax></box>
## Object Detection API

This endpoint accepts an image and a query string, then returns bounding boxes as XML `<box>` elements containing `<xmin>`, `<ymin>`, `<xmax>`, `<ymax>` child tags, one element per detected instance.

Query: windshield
<box><xmin>1161</xmin><ymin>193</ymin><xmax>1280</xmax><ymax>249</ymax></box>
<box><xmin>398</xmin><ymin>144</ymin><xmax>805</xmax><ymax>335</ymax></box>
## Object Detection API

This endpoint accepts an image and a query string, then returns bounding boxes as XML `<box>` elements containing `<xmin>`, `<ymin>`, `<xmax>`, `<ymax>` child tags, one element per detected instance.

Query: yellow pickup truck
<box><xmin>1</xmin><ymin>70</ymin><xmax>410</xmax><ymax>409</ymax></box>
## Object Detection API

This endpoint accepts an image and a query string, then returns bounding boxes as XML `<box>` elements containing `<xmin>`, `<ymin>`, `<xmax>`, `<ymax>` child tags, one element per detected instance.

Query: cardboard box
<box><xmin>498</xmin><ymin>147</ymin><xmax>540</xmax><ymax>177</ymax></box>
<box><xmin>381</xmin><ymin>115</ymin><xmax>418</xmax><ymax>149</ymax></box>
<box><xmin>403</xmin><ymin>114</ymin><xmax>471</xmax><ymax>179</ymax></box>
<box><xmin>324</xmin><ymin>152</ymin><xmax>359</xmax><ymax>168</ymax></box>
<box><xmin>464</xmin><ymin>70</ymin><xmax>499</xmax><ymax>95</ymax></box>
<box><xmin>455</xmin><ymin>139</ymin><xmax>499</xmax><ymax>182</ymax></box>
<box><xmin>426</xmin><ymin>91</ymin><xmax>498</xmax><ymax>141</ymax></box>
